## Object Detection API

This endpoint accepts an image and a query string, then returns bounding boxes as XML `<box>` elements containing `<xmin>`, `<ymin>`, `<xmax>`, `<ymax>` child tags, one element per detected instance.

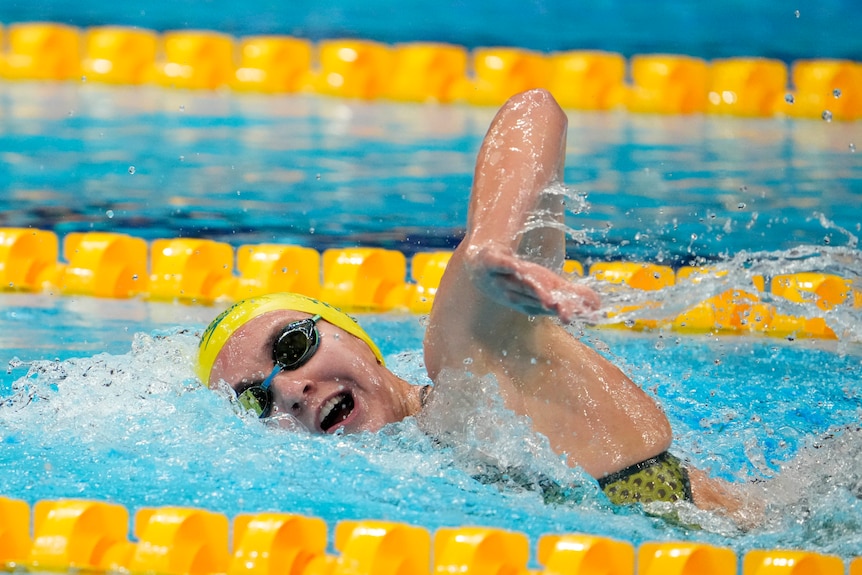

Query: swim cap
<box><xmin>197</xmin><ymin>292</ymin><xmax>385</xmax><ymax>386</ymax></box>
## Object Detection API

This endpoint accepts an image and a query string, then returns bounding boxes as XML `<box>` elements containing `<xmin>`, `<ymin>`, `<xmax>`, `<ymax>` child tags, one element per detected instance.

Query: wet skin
<box><xmin>210</xmin><ymin>309</ymin><xmax>422</xmax><ymax>434</ymax></box>
<box><xmin>209</xmin><ymin>89</ymin><xmax>755</xmax><ymax>523</ymax></box>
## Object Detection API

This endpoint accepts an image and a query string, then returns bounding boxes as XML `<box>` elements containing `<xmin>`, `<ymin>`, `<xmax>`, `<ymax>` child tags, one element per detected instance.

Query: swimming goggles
<box><xmin>237</xmin><ymin>314</ymin><xmax>322</xmax><ymax>418</ymax></box>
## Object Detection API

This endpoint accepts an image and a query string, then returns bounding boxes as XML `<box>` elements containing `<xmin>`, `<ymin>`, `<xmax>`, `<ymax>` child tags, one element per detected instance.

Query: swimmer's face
<box><xmin>209</xmin><ymin>310</ymin><xmax>410</xmax><ymax>434</ymax></box>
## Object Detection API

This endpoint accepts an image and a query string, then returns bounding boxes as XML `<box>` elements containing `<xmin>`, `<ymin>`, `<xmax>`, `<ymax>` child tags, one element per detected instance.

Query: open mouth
<box><xmin>319</xmin><ymin>392</ymin><xmax>355</xmax><ymax>432</ymax></box>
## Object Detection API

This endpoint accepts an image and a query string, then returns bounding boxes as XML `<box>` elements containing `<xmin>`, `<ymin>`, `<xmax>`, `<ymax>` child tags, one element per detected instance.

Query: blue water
<box><xmin>1</xmin><ymin>84</ymin><xmax>860</xmax><ymax>266</ymax></box>
<box><xmin>0</xmin><ymin>294</ymin><xmax>861</xmax><ymax>560</ymax></box>
<box><xmin>1</xmin><ymin>48</ymin><xmax>862</xmax><ymax>566</ymax></box>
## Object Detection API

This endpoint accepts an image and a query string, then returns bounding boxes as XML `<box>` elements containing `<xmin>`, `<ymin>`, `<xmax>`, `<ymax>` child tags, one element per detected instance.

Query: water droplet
<box><xmin>822</xmin><ymin>110</ymin><xmax>833</xmax><ymax>122</ymax></box>
<box><xmin>833</xmin><ymin>88</ymin><xmax>842</xmax><ymax>98</ymax></box>
<box><xmin>128</xmin><ymin>166</ymin><xmax>136</xmax><ymax>175</ymax></box>
<box><xmin>737</xmin><ymin>202</ymin><xmax>746</xmax><ymax>210</ymax></box>
<box><xmin>105</xmin><ymin>210</ymin><xmax>114</xmax><ymax>219</ymax></box>
<box><xmin>784</xmin><ymin>93</ymin><xmax>794</xmax><ymax>104</ymax></box>
<box><xmin>850</xmin><ymin>143</ymin><xmax>857</xmax><ymax>153</ymax></box>
<box><xmin>794</xmin><ymin>9</ymin><xmax>800</xmax><ymax>17</ymax></box>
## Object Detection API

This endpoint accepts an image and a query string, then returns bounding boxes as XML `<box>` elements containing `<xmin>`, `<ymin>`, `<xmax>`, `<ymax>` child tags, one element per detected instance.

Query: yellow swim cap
<box><xmin>197</xmin><ymin>292</ymin><xmax>385</xmax><ymax>386</ymax></box>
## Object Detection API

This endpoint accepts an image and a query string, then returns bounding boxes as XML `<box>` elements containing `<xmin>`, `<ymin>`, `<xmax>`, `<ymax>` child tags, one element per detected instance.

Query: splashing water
<box><xmin>0</xmin><ymin>301</ymin><xmax>860</xmax><ymax>558</ymax></box>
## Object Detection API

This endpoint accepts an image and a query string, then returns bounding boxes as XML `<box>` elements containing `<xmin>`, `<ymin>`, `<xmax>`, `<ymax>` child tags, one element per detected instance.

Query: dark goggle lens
<box><xmin>273</xmin><ymin>318</ymin><xmax>320</xmax><ymax>369</ymax></box>
<box><xmin>238</xmin><ymin>316</ymin><xmax>321</xmax><ymax>419</ymax></box>
<box><xmin>237</xmin><ymin>386</ymin><xmax>271</xmax><ymax>418</ymax></box>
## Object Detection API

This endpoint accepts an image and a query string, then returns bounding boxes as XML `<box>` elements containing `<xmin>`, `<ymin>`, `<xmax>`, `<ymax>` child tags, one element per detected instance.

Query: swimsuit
<box><xmin>598</xmin><ymin>451</ymin><xmax>693</xmax><ymax>505</ymax></box>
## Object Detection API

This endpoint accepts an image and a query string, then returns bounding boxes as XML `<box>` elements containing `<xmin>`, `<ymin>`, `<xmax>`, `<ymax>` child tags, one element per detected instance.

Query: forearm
<box><xmin>464</xmin><ymin>89</ymin><xmax>568</xmax><ymax>253</ymax></box>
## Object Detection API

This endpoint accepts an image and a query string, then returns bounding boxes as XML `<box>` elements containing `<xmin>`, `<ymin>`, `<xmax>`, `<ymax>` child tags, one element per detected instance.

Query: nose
<box><xmin>269</xmin><ymin>371</ymin><xmax>317</xmax><ymax>416</ymax></box>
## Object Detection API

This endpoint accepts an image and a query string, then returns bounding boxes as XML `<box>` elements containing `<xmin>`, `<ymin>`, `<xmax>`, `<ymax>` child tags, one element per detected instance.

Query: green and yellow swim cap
<box><xmin>197</xmin><ymin>292</ymin><xmax>384</xmax><ymax>386</ymax></box>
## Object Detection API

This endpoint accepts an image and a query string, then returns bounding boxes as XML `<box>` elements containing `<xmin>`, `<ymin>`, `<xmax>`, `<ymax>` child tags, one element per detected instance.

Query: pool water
<box><xmin>1</xmin><ymin>82</ymin><xmax>861</xmax><ymax>561</ymax></box>
<box><xmin>1</xmin><ymin>83</ymin><xmax>860</xmax><ymax>265</ymax></box>
<box><xmin>1</xmin><ymin>294</ymin><xmax>860</xmax><ymax>559</ymax></box>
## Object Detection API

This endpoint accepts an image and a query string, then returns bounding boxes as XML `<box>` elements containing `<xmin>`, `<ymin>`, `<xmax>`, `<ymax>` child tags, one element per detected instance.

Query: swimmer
<box><xmin>197</xmin><ymin>89</ymin><xmax>753</xmax><ymax>522</ymax></box>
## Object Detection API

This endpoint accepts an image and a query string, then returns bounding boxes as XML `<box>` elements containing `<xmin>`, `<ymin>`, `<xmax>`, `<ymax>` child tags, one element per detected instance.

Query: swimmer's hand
<box><xmin>466</xmin><ymin>244</ymin><xmax>601</xmax><ymax>323</ymax></box>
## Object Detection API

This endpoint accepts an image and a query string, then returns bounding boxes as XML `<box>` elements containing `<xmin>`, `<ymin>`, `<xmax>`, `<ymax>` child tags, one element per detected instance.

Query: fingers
<box><xmin>470</xmin><ymin>245</ymin><xmax>601</xmax><ymax>323</ymax></box>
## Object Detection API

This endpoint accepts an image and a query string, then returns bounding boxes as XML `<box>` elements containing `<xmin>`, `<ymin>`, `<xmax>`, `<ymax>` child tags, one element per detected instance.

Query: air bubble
<box><xmin>737</xmin><ymin>202</ymin><xmax>746</xmax><ymax>210</ymax></box>
<box><xmin>463</xmin><ymin>357</ymin><xmax>473</xmax><ymax>365</ymax></box>
<box><xmin>785</xmin><ymin>93</ymin><xmax>794</xmax><ymax>104</ymax></box>
<box><xmin>179</xmin><ymin>105</ymin><xmax>185</xmax><ymax>112</ymax></box>
<box><xmin>106</xmin><ymin>210</ymin><xmax>114</xmax><ymax>219</ymax></box>
<box><xmin>822</xmin><ymin>110</ymin><xmax>833</xmax><ymax>122</ymax></box>
<box><xmin>849</xmin><ymin>143</ymin><xmax>856</xmax><ymax>153</ymax></box>
<box><xmin>833</xmin><ymin>88</ymin><xmax>842</xmax><ymax>98</ymax></box>
<box><xmin>794</xmin><ymin>9</ymin><xmax>800</xmax><ymax>17</ymax></box>
<box><xmin>128</xmin><ymin>166</ymin><xmax>136</xmax><ymax>175</ymax></box>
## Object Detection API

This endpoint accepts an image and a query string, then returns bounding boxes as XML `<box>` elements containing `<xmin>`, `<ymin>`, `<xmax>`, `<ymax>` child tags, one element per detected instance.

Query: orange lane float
<box><xmin>743</xmin><ymin>549</ymin><xmax>844</xmax><ymax>575</ymax></box>
<box><xmin>157</xmin><ymin>30</ymin><xmax>235</xmax><ymax>90</ymax></box>
<box><xmin>469</xmin><ymin>47</ymin><xmax>551</xmax><ymax>106</ymax></box>
<box><xmin>1</xmin><ymin>23</ymin><xmax>81</xmax><ymax>81</ymax></box>
<box><xmin>387</xmin><ymin>43</ymin><xmax>469</xmax><ymax>103</ymax></box>
<box><xmin>233</xmin><ymin>244</ymin><xmax>321</xmax><ymax>299</ymax></box>
<box><xmin>638</xmin><ymin>541</ymin><xmax>736</xmax><ymax>575</ymax></box>
<box><xmin>1</xmin><ymin>498</ymin><xmax>861</xmax><ymax>574</ymax></box>
<box><xmin>707</xmin><ymin>57</ymin><xmax>788</xmax><ymax>117</ymax></box>
<box><xmin>232</xmin><ymin>36</ymin><xmax>313</xmax><ymax>93</ymax></box>
<box><xmin>315</xmin><ymin>39</ymin><xmax>393</xmax><ymax>100</ymax></box>
<box><xmin>786</xmin><ymin>59</ymin><xmax>862</xmax><ymax>121</ymax></box>
<box><xmin>148</xmin><ymin>238</ymin><xmax>235</xmax><ymax>303</ymax></box>
<box><xmin>81</xmin><ymin>26</ymin><xmax>159</xmax><ymax>85</ymax></box>
<box><xmin>548</xmin><ymin>50</ymin><xmax>627</xmax><ymax>111</ymax></box>
<box><xmin>320</xmin><ymin>247</ymin><xmax>406</xmax><ymax>311</ymax></box>
<box><xmin>627</xmin><ymin>54</ymin><xmax>710</xmax><ymax>114</ymax></box>
<box><xmin>0</xmin><ymin>228</ymin><xmax>59</xmax><ymax>292</ymax></box>
<box><xmin>57</xmin><ymin>232</ymin><xmax>149</xmax><ymax>298</ymax></box>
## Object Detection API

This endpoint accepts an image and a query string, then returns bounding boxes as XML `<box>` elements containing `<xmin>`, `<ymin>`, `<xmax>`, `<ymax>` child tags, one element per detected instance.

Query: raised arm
<box><xmin>424</xmin><ymin>90</ymin><xmax>673</xmax><ymax>479</ymax></box>
<box><xmin>425</xmin><ymin>89</ymin><xmax>600</xmax><ymax>378</ymax></box>
<box><xmin>465</xmin><ymin>88</ymin><xmax>568</xmax><ymax>259</ymax></box>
